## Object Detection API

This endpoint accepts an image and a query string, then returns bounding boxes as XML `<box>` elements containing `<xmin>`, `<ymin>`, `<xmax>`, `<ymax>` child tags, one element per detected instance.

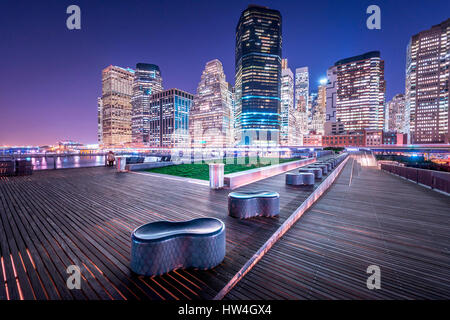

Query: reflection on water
<box><xmin>29</xmin><ymin>155</ymin><xmax>106</xmax><ymax>170</ymax></box>
<box><xmin>26</xmin><ymin>155</ymin><xmax>158</xmax><ymax>170</ymax></box>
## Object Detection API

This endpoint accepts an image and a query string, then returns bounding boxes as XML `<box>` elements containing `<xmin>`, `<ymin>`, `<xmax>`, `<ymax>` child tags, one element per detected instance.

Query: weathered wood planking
<box><xmin>0</xmin><ymin>157</ymin><xmax>338</xmax><ymax>300</ymax></box>
<box><xmin>225</xmin><ymin>155</ymin><xmax>450</xmax><ymax>300</ymax></box>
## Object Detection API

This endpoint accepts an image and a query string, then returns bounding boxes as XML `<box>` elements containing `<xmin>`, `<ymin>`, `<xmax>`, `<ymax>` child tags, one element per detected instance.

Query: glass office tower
<box><xmin>235</xmin><ymin>5</ymin><xmax>282</xmax><ymax>146</ymax></box>
<box><xmin>149</xmin><ymin>89</ymin><xmax>193</xmax><ymax>148</ymax></box>
<box><xmin>131</xmin><ymin>63</ymin><xmax>163</xmax><ymax>145</ymax></box>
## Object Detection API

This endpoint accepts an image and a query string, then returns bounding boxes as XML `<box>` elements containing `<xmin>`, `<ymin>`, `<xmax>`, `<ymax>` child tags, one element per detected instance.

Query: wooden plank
<box><xmin>225</xmin><ymin>154</ymin><xmax>450</xmax><ymax>300</ymax></box>
<box><xmin>0</xmin><ymin>155</ymin><xmax>356</xmax><ymax>300</ymax></box>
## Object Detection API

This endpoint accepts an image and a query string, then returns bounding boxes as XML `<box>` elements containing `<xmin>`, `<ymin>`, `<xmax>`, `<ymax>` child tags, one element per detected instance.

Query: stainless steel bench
<box><xmin>228</xmin><ymin>191</ymin><xmax>280</xmax><ymax>219</ymax></box>
<box><xmin>131</xmin><ymin>218</ymin><xmax>225</xmax><ymax>276</ymax></box>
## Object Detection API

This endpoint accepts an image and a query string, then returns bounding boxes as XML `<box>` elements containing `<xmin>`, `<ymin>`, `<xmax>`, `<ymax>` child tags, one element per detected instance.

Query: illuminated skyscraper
<box><xmin>235</xmin><ymin>5</ymin><xmax>282</xmax><ymax>146</ymax></box>
<box><xmin>131</xmin><ymin>63</ymin><xmax>163</xmax><ymax>144</ymax></box>
<box><xmin>229</xmin><ymin>84</ymin><xmax>236</xmax><ymax>145</ymax></box>
<box><xmin>295</xmin><ymin>67</ymin><xmax>309</xmax><ymax>135</ymax></box>
<box><xmin>406</xmin><ymin>19</ymin><xmax>450</xmax><ymax>144</ymax></box>
<box><xmin>295</xmin><ymin>67</ymin><xmax>309</xmax><ymax>113</ymax></box>
<box><xmin>280</xmin><ymin>59</ymin><xmax>295</xmax><ymax>145</ymax></box>
<box><xmin>149</xmin><ymin>89</ymin><xmax>193</xmax><ymax>148</ymax></box>
<box><xmin>334</xmin><ymin>51</ymin><xmax>385</xmax><ymax>132</ymax></box>
<box><xmin>97</xmin><ymin>97</ymin><xmax>102</xmax><ymax>144</ymax></box>
<box><xmin>387</xmin><ymin>94</ymin><xmax>407</xmax><ymax>133</ymax></box>
<box><xmin>310</xmin><ymin>83</ymin><xmax>326</xmax><ymax>135</ymax></box>
<box><xmin>190</xmin><ymin>59</ymin><xmax>232</xmax><ymax>148</ymax></box>
<box><xmin>101</xmin><ymin>65</ymin><xmax>135</xmax><ymax>146</ymax></box>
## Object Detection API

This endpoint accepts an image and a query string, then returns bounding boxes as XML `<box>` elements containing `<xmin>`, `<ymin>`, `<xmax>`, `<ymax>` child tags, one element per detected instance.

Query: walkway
<box><xmin>225</xmin><ymin>155</ymin><xmax>450</xmax><ymax>299</ymax></box>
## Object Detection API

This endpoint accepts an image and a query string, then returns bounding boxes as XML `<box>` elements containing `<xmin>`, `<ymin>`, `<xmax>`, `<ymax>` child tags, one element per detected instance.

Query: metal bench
<box><xmin>286</xmin><ymin>172</ymin><xmax>315</xmax><ymax>186</ymax></box>
<box><xmin>310</xmin><ymin>164</ymin><xmax>328</xmax><ymax>175</ymax></box>
<box><xmin>305</xmin><ymin>167</ymin><xmax>323</xmax><ymax>179</ymax></box>
<box><xmin>131</xmin><ymin>218</ymin><xmax>225</xmax><ymax>276</ymax></box>
<box><xmin>228</xmin><ymin>191</ymin><xmax>280</xmax><ymax>219</ymax></box>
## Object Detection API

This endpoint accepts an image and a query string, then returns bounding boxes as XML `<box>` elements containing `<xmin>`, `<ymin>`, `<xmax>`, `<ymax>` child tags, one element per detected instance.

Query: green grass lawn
<box><xmin>145</xmin><ymin>157</ymin><xmax>301</xmax><ymax>181</ymax></box>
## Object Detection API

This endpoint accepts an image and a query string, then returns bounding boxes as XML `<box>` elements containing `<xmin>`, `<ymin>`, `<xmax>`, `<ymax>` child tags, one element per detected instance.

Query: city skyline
<box><xmin>1</xmin><ymin>0</ymin><xmax>449</xmax><ymax>145</ymax></box>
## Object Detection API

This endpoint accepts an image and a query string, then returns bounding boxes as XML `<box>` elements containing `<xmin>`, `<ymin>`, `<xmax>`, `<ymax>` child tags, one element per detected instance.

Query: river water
<box><xmin>14</xmin><ymin>155</ymin><xmax>159</xmax><ymax>170</ymax></box>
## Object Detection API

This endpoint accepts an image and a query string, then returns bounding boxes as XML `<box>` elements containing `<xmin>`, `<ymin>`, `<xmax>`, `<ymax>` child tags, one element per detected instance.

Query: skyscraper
<box><xmin>325</xmin><ymin>65</ymin><xmax>337</xmax><ymax>123</ymax></box>
<box><xmin>101</xmin><ymin>65</ymin><xmax>135</xmax><ymax>146</ymax></box>
<box><xmin>387</xmin><ymin>94</ymin><xmax>407</xmax><ymax>133</ymax></box>
<box><xmin>235</xmin><ymin>5</ymin><xmax>282</xmax><ymax>146</ymax></box>
<box><xmin>280</xmin><ymin>59</ymin><xmax>295</xmax><ymax>145</ymax></box>
<box><xmin>333</xmin><ymin>51</ymin><xmax>386</xmax><ymax>132</ymax></box>
<box><xmin>97</xmin><ymin>97</ymin><xmax>102</xmax><ymax>144</ymax></box>
<box><xmin>229</xmin><ymin>84</ymin><xmax>236</xmax><ymax>145</ymax></box>
<box><xmin>406</xmin><ymin>19</ymin><xmax>450</xmax><ymax>144</ymax></box>
<box><xmin>189</xmin><ymin>59</ymin><xmax>232</xmax><ymax>148</ymax></box>
<box><xmin>149</xmin><ymin>89</ymin><xmax>193</xmax><ymax>148</ymax></box>
<box><xmin>131</xmin><ymin>63</ymin><xmax>163</xmax><ymax>145</ymax></box>
<box><xmin>295</xmin><ymin>67</ymin><xmax>309</xmax><ymax>135</ymax></box>
<box><xmin>310</xmin><ymin>83</ymin><xmax>326</xmax><ymax>135</ymax></box>
<box><xmin>295</xmin><ymin>67</ymin><xmax>309</xmax><ymax>113</ymax></box>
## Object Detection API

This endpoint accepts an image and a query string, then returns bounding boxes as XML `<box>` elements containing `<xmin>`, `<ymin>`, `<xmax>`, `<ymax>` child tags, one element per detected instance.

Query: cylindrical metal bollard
<box><xmin>209</xmin><ymin>163</ymin><xmax>225</xmax><ymax>189</ymax></box>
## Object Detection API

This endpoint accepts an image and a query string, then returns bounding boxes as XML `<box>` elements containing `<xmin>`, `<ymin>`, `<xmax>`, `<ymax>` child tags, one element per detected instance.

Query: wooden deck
<box><xmin>0</xmin><ymin>157</ymin><xmax>337</xmax><ymax>300</ymax></box>
<box><xmin>225</xmin><ymin>154</ymin><xmax>450</xmax><ymax>299</ymax></box>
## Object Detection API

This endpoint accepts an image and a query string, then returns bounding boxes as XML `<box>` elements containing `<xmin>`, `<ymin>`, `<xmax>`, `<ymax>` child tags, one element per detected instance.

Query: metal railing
<box><xmin>381</xmin><ymin>164</ymin><xmax>450</xmax><ymax>194</ymax></box>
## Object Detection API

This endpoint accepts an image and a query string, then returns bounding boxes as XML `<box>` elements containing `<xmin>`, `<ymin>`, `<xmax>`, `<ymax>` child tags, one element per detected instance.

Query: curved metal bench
<box><xmin>131</xmin><ymin>218</ymin><xmax>225</xmax><ymax>276</ymax></box>
<box><xmin>305</xmin><ymin>167</ymin><xmax>323</xmax><ymax>179</ymax></box>
<box><xmin>285</xmin><ymin>172</ymin><xmax>315</xmax><ymax>186</ymax></box>
<box><xmin>320</xmin><ymin>162</ymin><xmax>333</xmax><ymax>171</ymax></box>
<box><xmin>325</xmin><ymin>160</ymin><xmax>335</xmax><ymax>169</ymax></box>
<box><xmin>228</xmin><ymin>191</ymin><xmax>280</xmax><ymax>219</ymax></box>
<box><xmin>310</xmin><ymin>164</ymin><xmax>328</xmax><ymax>175</ymax></box>
<box><xmin>299</xmin><ymin>168</ymin><xmax>316</xmax><ymax>174</ymax></box>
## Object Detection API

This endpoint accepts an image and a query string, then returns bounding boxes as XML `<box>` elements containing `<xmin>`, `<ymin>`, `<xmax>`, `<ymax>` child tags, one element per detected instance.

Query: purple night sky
<box><xmin>0</xmin><ymin>0</ymin><xmax>449</xmax><ymax>146</ymax></box>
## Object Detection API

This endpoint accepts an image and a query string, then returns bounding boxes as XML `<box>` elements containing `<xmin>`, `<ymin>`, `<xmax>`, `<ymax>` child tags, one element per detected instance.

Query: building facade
<box><xmin>387</xmin><ymin>94</ymin><xmax>407</xmax><ymax>133</ymax></box>
<box><xmin>334</xmin><ymin>51</ymin><xmax>386</xmax><ymax>132</ymax></box>
<box><xmin>302</xmin><ymin>134</ymin><xmax>322</xmax><ymax>146</ymax></box>
<box><xmin>406</xmin><ymin>18</ymin><xmax>450</xmax><ymax>144</ymax></box>
<box><xmin>295</xmin><ymin>67</ymin><xmax>309</xmax><ymax>113</ymax></box>
<box><xmin>101</xmin><ymin>65</ymin><xmax>135</xmax><ymax>146</ymax></box>
<box><xmin>235</xmin><ymin>5</ymin><xmax>282</xmax><ymax>146</ymax></box>
<box><xmin>229</xmin><ymin>84</ymin><xmax>236</xmax><ymax>145</ymax></box>
<box><xmin>383</xmin><ymin>132</ymin><xmax>408</xmax><ymax>145</ymax></box>
<box><xmin>280</xmin><ymin>59</ymin><xmax>295</xmax><ymax>145</ymax></box>
<box><xmin>97</xmin><ymin>97</ymin><xmax>102</xmax><ymax>144</ymax></box>
<box><xmin>322</xmin><ymin>132</ymin><xmax>365</xmax><ymax>147</ymax></box>
<box><xmin>189</xmin><ymin>59</ymin><xmax>232</xmax><ymax>148</ymax></box>
<box><xmin>295</xmin><ymin>66</ymin><xmax>309</xmax><ymax>135</ymax></box>
<box><xmin>309</xmin><ymin>83</ymin><xmax>326</xmax><ymax>135</ymax></box>
<box><xmin>131</xmin><ymin>63</ymin><xmax>163</xmax><ymax>145</ymax></box>
<box><xmin>149</xmin><ymin>89</ymin><xmax>193</xmax><ymax>148</ymax></box>
<box><xmin>324</xmin><ymin>119</ymin><xmax>345</xmax><ymax>135</ymax></box>
<box><xmin>325</xmin><ymin>66</ymin><xmax>338</xmax><ymax>122</ymax></box>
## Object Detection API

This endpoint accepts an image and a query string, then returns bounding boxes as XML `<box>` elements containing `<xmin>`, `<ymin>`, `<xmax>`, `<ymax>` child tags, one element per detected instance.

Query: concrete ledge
<box><xmin>126</xmin><ymin>162</ymin><xmax>174</xmax><ymax>171</ymax></box>
<box><xmin>224</xmin><ymin>157</ymin><xmax>316</xmax><ymax>190</ymax></box>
